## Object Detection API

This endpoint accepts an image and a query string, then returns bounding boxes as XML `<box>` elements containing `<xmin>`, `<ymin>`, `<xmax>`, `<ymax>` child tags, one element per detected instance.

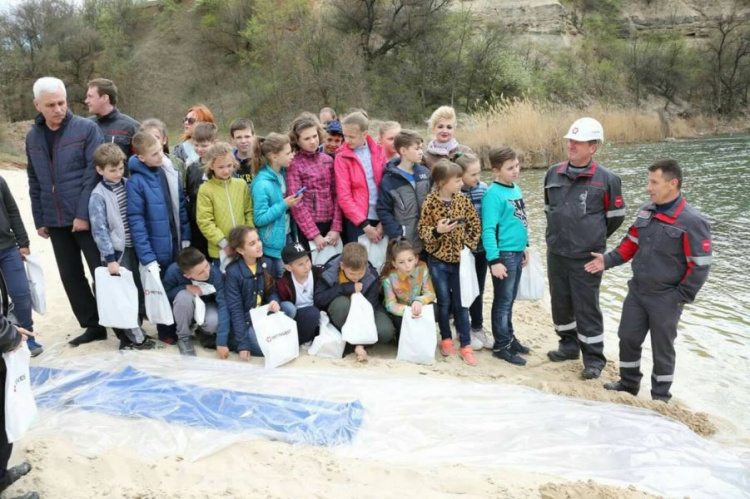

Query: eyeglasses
<box><xmin>183</xmin><ymin>117</ymin><xmax>197</xmax><ymax>125</ymax></box>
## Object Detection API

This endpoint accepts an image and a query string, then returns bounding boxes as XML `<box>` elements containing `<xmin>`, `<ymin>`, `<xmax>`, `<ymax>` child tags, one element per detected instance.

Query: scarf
<box><xmin>426</xmin><ymin>138</ymin><xmax>459</xmax><ymax>157</ymax></box>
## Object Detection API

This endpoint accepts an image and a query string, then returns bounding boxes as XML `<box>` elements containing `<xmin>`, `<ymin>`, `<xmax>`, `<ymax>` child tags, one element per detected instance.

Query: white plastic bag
<box><xmin>191</xmin><ymin>281</ymin><xmax>216</xmax><ymax>296</ymax></box>
<box><xmin>357</xmin><ymin>234</ymin><xmax>389</xmax><ymax>272</ymax></box>
<box><xmin>341</xmin><ymin>293</ymin><xmax>378</xmax><ymax>345</ymax></box>
<box><xmin>309</xmin><ymin>238</ymin><xmax>344</xmax><ymax>266</ymax></box>
<box><xmin>194</xmin><ymin>297</ymin><xmax>206</xmax><ymax>326</ymax></box>
<box><xmin>309</xmin><ymin>312</ymin><xmax>346</xmax><ymax>359</ymax></box>
<box><xmin>397</xmin><ymin>304</ymin><xmax>437</xmax><ymax>365</ymax></box>
<box><xmin>95</xmin><ymin>267</ymin><xmax>139</xmax><ymax>329</ymax></box>
<box><xmin>517</xmin><ymin>248</ymin><xmax>544</xmax><ymax>301</ymax></box>
<box><xmin>250</xmin><ymin>305</ymin><xmax>300</xmax><ymax>369</ymax></box>
<box><xmin>459</xmin><ymin>247</ymin><xmax>480</xmax><ymax>307</ymax></box>
<box><xmin>25</xmin><ymin>254</ymin><xmax>46</xmax><ymax>315</ymax></box>
<box><xmin>3</xmin><ymin>342</ymin><xmax>37</xmax><ymax>443</ymax></box>
<box><xmin>139</xmin><ymin>264</ymin><xmax>174</xmax><ymax>325</ymax></box>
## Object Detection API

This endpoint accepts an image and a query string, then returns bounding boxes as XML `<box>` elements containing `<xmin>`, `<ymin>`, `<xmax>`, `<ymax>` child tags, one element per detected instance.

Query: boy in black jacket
<box><xmin>313</xmin><ymin>242</ymin><xmax>395</xmax><ymax>361</ymax></box>
<box><xmin>277</xmin><ymin>242</ymin><xmax>322</xmax><ymax>345</ymax></box>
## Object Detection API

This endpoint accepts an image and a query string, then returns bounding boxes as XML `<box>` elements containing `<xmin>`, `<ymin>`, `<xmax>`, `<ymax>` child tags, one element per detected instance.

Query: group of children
<box><xmin>7</xmin><ymin>104</ymin><xmax>534</xmax><ymax>367</ymax></box>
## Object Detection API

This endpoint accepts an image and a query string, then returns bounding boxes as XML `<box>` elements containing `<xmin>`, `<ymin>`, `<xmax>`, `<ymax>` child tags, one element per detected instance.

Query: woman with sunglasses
<box><xmin>422</xmin><ymin>106</ymin><xmax>473</xmax><ymax>171</ymax></box>
<box><xmin>173</xmin><ymin>105</ymin><xmax>215</xmax><ymax>166</ymax></box>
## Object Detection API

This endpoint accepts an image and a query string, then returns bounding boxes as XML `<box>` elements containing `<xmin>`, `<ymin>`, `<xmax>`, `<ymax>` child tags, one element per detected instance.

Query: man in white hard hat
<box><xmin>544</xmin><ymin>117</ymin><xmax>626</xmax><ymax>379</ymax></box>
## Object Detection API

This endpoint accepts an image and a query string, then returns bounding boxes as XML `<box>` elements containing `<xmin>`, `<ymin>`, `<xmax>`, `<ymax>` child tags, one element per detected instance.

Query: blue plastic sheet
<box><xmin>30</xmin><ymin>366</ymin><xmax>363</xmax><ymax>447</ymax></box>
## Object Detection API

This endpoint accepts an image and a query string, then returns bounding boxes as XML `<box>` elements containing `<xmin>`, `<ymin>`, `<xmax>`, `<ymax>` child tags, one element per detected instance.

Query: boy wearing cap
<box><xmin>277</xmin><ymin>242</ymin><xmax>322</xmax><ymax>345</ymax></box>
<box><xmin>323</xmin><ymin>120</ymin><xmax>343</xmax><ymax>158</ymax></box>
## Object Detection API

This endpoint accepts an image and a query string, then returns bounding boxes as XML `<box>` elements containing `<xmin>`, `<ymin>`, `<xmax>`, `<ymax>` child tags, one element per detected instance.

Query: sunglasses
<box><xmin>183</xmin><ymin>117</ymin><xmax>197</xmax><ymax>125</ymax></box>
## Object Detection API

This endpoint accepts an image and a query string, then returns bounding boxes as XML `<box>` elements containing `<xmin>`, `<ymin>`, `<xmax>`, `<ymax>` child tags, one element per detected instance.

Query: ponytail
<box><xmin>252</xmin><ymin>132</ymin><xmax>290</xmax><ymax>174</ymax></box>
<box><xmin>380</xmin><ymin>238</ymin><xmax>416</xmax><ymax>280</ymax></box>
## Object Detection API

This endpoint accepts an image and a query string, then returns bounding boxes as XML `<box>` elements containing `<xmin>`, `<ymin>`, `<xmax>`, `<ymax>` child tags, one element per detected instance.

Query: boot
<box><xmin>582</xmin><ymin>366</ymin><xmax>602</xmax><ymax>380</ymax></box>
<box><xmin>0</xmin><ymin>462</ymin><xmax>31</xmax><ymax>491</ymax></box>
<box><xmin>604</xmin><ymin>380</ymin><xmax>639</xmax><ymax>396</ymax></box>
<box><xmin>177</xmin><ymin>337</ymin><xmax>196</xmax><ymax>356</ymax></box>
<box><xmin>547</xmin><ymin>348</ymin><xmax>580</xmax><ymax>362</ymax></box>
<box><xmin>68</xmin><ymin>326</ymin><xmax>107</xmax><ymax>346</ymax></box>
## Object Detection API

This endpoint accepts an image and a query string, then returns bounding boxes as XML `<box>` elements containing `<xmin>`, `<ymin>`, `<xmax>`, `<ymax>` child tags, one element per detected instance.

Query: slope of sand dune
<box><xmin>0</xmin><ymin>166</ymin><xmax>722</xmax><ymax>497</ymax></box>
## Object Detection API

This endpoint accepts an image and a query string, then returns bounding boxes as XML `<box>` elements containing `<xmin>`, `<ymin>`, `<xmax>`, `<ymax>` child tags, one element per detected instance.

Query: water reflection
<box><xmin>498</xmin><ymin>136</ymin><xmax>750</xmax><ymax>438</ymax></box>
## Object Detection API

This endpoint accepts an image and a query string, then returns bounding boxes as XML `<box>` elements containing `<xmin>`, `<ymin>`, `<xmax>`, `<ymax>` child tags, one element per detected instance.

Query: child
<box><xmin>139</xmin><ymin>118</ymin><xmax>187</xmax><ymax>189</ymax></box>
<box><xmin>457</xmin><ymin>152</ymin><xmax>492</xmax><ymax>351</ymax></box>
<box><xmin>323</xmin><ymin>120</ymin><xmax>343</xmax><ymax>158</ymax></box>
<box><xmin>380</xmin><ymin>238</ymin><xmax>436</xmax><ymax>333</ymax></box>
<box><xmin>276</xmin><ymin>242</ymin><xmax>322</xmax><ymax>345</ymax></box>
<box><xmin>481</xmin><ymin>147</ymin><xmax>530</xmax><ymax>365</ymax></box>
<box><xmin>185</xmin><ymin>122</ymin><xmax>218</xmax><ymax>257</ymax></box>
<box><xmin>287</xmin><ymin>116</ymin><xmax>342</xmax><ymax>252</ymax></box>
<box><xmin>314</xmin><ymin>242</ymin><xmax>395</xmax><ymax>362</ymax></box>
<box><xmin>251</xmin><ymin>133</ymin><xmax>302</xmax><ymax>278</ymax></box>
<box><xmin>376</xmin><ymin>130</ymin><xmax>432</xmax><ymax>256</ymax></box>
<box><xmin>418</xmin><ymin>159</ymin><xmax>481</xmax><ymax>366</ymax></box>
<box><xmin>229</xmin><ymin>118</ymin><xmax>255</xmax><ymax>187</ymax></box>
<box><xmin>162</xmin><ymin>247</ymin><xmax>230</xmax><ymax>357</ymax></box>
<box><xmin>378</xmin><ymin>121</ymin><xmax>401</xmax><ymax>162</ymax></box>
<box><xmin>334</xmin><ymin>111</ymin><xmax>386</xmax><ymax>244</ymax></box>
<box><xmin>89</xmin><ymin>143</ymin><xmax>154</xmax><ymax>350</ymax></box>
<box><xmin>0</xmin><ymin>174</ymin><xmax>42</xmax><ymax>357</ymax></box>
<box><xmin>127</xmin><ymin>131</ymin><xmax>191</xmax><ymax>343</ymax></box>
<box><xmin>224</xmin><ymin>226</ymin><xmax>281</xmax><ymax>360</ymax></box>
<box><xmin>196</xmin><ymin>142</ymin><xmax>254</xmax><ymax>264</ymax></box>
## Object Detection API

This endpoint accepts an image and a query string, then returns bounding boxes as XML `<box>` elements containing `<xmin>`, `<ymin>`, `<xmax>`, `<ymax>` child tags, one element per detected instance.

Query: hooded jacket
<box><xmin>334</xmin><ymin>136</ymin><xmax>386</xmax><ymax>228</ymax></box>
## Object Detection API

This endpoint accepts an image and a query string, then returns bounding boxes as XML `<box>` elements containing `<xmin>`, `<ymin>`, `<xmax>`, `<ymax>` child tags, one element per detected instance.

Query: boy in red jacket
<box><xmin>277</xmin><ymin>242</ymin><xmax>322</xmax><ymax>345</ymax></box>
<box><xmin>334</xmin><ymin>111</ymin><xmax>387</xmax><ymax>244</ymax></box>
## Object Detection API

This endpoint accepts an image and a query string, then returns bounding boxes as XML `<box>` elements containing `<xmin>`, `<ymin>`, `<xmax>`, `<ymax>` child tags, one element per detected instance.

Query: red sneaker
<box><xmin>440</xmin><ymin>338</ymin><xmax>455</xmax><ymax>356</ymax></box>
<box><xmin>459</xmin><ymin>346</ymin><xmax>477</xmax><ymax>366</ymax></box>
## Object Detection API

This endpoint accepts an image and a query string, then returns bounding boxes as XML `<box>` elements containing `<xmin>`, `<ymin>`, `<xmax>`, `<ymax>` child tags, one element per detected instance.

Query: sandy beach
<box><xmin>0</xmin><ymin>166</ymin><xmax>736</xmax><ymax>498</ymax></box>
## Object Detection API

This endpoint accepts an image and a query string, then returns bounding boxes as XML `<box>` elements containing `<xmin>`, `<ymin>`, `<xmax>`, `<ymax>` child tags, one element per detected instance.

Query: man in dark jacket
<box><xmin>26</xmin><ymin>77</ymin><xmax>106</xmax><ymax>347</ymax></box>
<box><xmin>585</xmin><ymin>160</ymin><xmax>711</xmax><ymax>401</ymax></box>
<box><xmin>544</xmin><ymin>118</ymin><xmax>626</xmax><ymax>380</ymax></box>
<box><xmin>86</xmin><ymin>78</ymin><xmax>139</xmax><ymax>164</ymax></box>
<box><xmin>0</xmin><ymin>315</ymin><xmax>37</xmax><ymax>499</ymax></box>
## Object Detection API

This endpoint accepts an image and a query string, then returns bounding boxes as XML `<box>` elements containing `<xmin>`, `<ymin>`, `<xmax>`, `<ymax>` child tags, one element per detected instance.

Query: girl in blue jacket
<box><xmin>224</xmin><ymin>226</ymin><xmax>280</xmax><ymax>361</ymax></box>
<box><xmin>251</xmin><ymin>133</ymin><xmax>302</xmax><ymax>278</ymax></box>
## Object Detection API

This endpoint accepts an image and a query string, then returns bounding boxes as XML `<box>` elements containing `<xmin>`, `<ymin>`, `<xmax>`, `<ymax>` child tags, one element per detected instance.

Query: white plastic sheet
<box><xmin>517</xmin><ymin>247</ymin><xmax>544</xmax><ymax>301</ymax></box>
<box><xmin>26</xmin><ymin>350</ymin><xmax>750</xmax><ymax>498</ymax></box>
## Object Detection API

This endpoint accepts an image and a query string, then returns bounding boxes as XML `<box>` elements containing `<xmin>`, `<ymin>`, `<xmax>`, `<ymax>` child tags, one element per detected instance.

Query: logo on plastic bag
<box><xmin>266</xmin><ymin>329</ymin><xmax>292</xmax><ymax>342</ymax></box>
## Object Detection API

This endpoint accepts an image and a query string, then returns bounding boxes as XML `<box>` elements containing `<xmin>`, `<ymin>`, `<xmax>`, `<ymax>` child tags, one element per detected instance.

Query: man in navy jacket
<box><xmin>26</xmin><ymin>77</ymin><xmax>106</xmax><ymax>346</ymax></box>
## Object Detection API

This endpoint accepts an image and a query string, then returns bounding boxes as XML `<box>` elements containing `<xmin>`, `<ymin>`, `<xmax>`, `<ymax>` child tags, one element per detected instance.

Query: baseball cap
<box><xmin>282</xmin><ymin>242</ymin><xmax>311</xmax><ymax>264</ymax></box>
<box><xmin>325</xmin><ymin>120</ymin><xmax>343</xmax><ymax>136</ymax></box>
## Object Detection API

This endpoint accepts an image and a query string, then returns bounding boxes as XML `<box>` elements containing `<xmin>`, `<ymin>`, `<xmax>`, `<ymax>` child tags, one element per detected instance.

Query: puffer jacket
<box><xmin>88</xmin><ymin>108</ymin><xmax>139</xmax><ymax>160</ymax></box>
<box><xmin>196</xmin><ymin>176</ymin><xmax>254</xmax><ymax>259</ymax></box>
<box><xmin>376</xmin><ymin>158</ymin><xmax>432</xmax><ymax>254</ymax></box>
<box><xmin>251</xmin><ymin>165</ymin><xmax>292</xmax><ymax>259</ymax></box>
<box><xmin>334</xmin><ymin>136</ymin><xmax>386</xmax><ymax>228</ymax></box>
<box><xmin>224</xmin><ymin>257</ymin><xmax>279</xmax><ymax>352</ymax></box>
<box><xmin>127</xmin><ymin>156</ymin><xmax>190</xmax><ymax>267</ymax></box>
<box><xmin>313</xmin><ymin>254</ymin><xmax>380</xmax><ymax>310</ymax></box>
<box><xmin>286</xmin><ymin>149</ymin><xmax>342</xmax><ymax>240</ymax></box>
<box><xmin>26</xmin><ymin>111</ymin><xmax>104</xmax><ymax>228</ymax></box>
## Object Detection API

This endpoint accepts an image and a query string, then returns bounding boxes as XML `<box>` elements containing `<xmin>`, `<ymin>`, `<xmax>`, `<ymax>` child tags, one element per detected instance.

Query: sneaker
<box><xmin>131</xmin><ymin>339</ymin><xmax>156</xmax><ymax>350</ymax></box>
<box><xmin>510</xmin><ymin>336</ymin><xmax>530</xmax><ymax>355</ymax></box>
<box><xmin>68</xmin><ymin>326</ymin><xmax>107</xmax><ymax>346</ymax></box>
<box><xmin>492</xmin><ymin>348</ymin><xmax>527</xmax><ymax>366</ymax></box>
<box><xmin>440</xmin><ymin>338</ymin><xmax>455</xmax><ymax>356</ymax></box>
<box><xmin>177</xmin><ymin>337</ymin><xmax>196</xmax><ymax>356</ymax></box>
<box><xmin>547</xmin><ymin>348</ymin><xmax>580</xmax><ymax>362</ymax></box>
<box><xmin>469</xmin><ymin>334</ymin><xmax>484</xmax><ymax>351</ymax></box>
<box><xmin>459</xmin><ymin>346</ymin><xmax>477</xmax><ymax>366</ymax></box>
<box><xmin>582</xmin><ymin>366</ymin><xmax>602</xmax><ymax>380</ymax></box>
<box><xmin>26</xmin><ymin>337</ymin><xmax>43</xmax><ymax>357</ymax></box>
<box><xmin>604</xmin><ymin>380</ymin><xmax>639</xmax><ymax>396</ymax></box>
<box><xmin>471</xmin><ymin>328</ymin><xmax>493</xmax><ymax>349</ymax></box>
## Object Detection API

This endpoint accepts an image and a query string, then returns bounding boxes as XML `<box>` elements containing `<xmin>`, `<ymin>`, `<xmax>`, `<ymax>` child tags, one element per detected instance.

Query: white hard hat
<box><xmin>564</xmin><ymin>117</ymin><xmax>604</xmax><ymax>142</ymax></box>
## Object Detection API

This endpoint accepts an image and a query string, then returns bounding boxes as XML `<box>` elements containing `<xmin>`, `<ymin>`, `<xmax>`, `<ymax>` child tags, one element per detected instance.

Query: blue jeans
<box><xmin>428</xmin><ymin>256</ymin><xmax>470</xmax><ymax>347</ymax></box>
<box><xmin>0</xmin><ymin>247</ymin><xmax>33</xmax><ymax>332</ymax></box>
<box><xmin>490</xmin><ymin>251</ymin><xmax>524</xmax><ymax>350</ymax></box>
<box><xmin>266</xmin><ymin>256</ymin><xmax>285</xmax><ymax>279</ymax></box>
<box><xmin>470</xmin><ymin>251</ymin><xmax>488</xmax><ymax>330</ymax></box>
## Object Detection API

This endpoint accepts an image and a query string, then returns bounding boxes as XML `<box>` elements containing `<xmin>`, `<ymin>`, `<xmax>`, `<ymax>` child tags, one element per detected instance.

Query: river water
<box><xmin>503</xmin><ymin>135</ymin><xmax>750</xmax><ymax>441</ymax></box>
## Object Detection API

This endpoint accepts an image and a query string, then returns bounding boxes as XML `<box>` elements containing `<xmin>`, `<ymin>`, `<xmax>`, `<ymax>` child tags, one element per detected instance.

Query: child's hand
<box><xmin>363</xmin><ymin>225</ymin><xmax>382</xmax><ymax>243</ymax></box>
<box><xmin>216</xmin><ymin>346</ymin><xmax>229</xmax><ymax>359</ymax></box>
<box><xmin>284</xmin><ymin>195</ymin><xmax>303</xmax><ymax>207</ymax></box>
<box><xmin>224</xmin><ymin>246</ymin><xmax>237</xmax><ymax>258</ymax></box>
<box><xmin>108</xmin><ymin>261</ymin><xmax>120</xmax><ymax>276</ymax></box>
<box><xmin>437</xmin><ymin>218</ymin><xmax>458</xmax><ymax>234</ymax></box>
<box><xmin>522</xmin><ymin>249</ymin><xmax>529</xmax><ymax>268</ymax></box>
<box><xmin>354</xmin><ymin>282</ymin><xmax>363</xmax><ymax>293</ymax></box>
<box><xmin>239</xmin><ymin>350</ymin><xmax>251</xmax><ymax>361</ymax></box>
<box><xmin>327</xmin><ymin>231</ymin><xmax>340</xmax><ymax>247</ymax></box>
<box><xmin>411</xmin><ymin>300</ymin><xmax>423</xmax><ymax>318</ymax></box>
<box><xmin>268</xmin><ymin>301</ymin><xmax>280</xmax><ymax>313</ymax></box>
<box><xmin>19</xmin><ymin>247</ymin><xmax>30</xmax><ymax>260</ymax></box>
<box><xmin>491</xmin><ymin>263</ymin><xmax>508</xmax><ymax>279</ymax></box>
<box><xmin>314</xmin><ymin>234</ymin><xmax>328</xmax><ymax>249</ymax></box>
<box><xmin>186</xmin><ymin>284</ymin><xmax>202</xmax><ymax>296</ymax></box>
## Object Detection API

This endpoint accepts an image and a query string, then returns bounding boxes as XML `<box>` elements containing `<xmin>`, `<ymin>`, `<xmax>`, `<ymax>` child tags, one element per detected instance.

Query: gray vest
<box><xmin>91</xmin><ymin>181</ymin><xmax>127</xmax><ymax>254</ymax></box>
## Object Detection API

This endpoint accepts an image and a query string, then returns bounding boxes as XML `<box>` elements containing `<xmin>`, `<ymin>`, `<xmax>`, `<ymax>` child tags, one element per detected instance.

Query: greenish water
<box><xmin>495</xmin><ymin>135</ymin><xmax>750</xmax><ymax>438</ymax></box>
